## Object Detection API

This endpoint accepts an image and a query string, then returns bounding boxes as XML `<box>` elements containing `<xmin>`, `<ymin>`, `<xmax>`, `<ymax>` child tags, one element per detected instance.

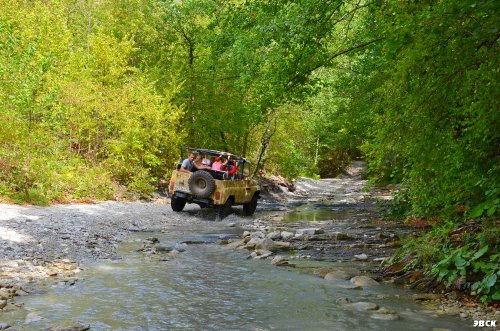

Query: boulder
<box><xmin>255</xmin><ymin>238</ymin><xmax>277</xmax><ymax>252</ymax></box>
<box><xmin>324</xmin><ymin>271</ymin><xmax>352</xmax><ymax>281</ymax></box>
<box><xmin>266</xmin><ymin>231</ymin><xmax>281</xmax><ymax>240</ymax></box>
<box><xmin>350</xmin><ymin>276</ymin><xmax>379</xmax><ymax>287</ymax></box>
<box><xmin>280</xmin><ymin>231</ymin><xmax>294</xmax><ymax>240</ymax></box>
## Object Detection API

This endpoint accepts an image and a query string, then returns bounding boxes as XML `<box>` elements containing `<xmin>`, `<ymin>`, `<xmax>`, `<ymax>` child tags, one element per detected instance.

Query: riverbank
<box><xmin>0</xmin><ymin>163</ymin><xmax>497</xmax><ymax>329</ymax></box>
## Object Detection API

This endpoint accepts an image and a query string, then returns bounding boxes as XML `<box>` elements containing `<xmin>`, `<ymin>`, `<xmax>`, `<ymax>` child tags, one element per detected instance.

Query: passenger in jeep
<box><xmin>193</xmin><ymin>155</ymin><xmax>211</xmax><ymax>171</ymax></box>
<box><xmin>211</xmin><ymin>156</ymin><xmax>223</xmax><ymax>170</ymax></box>
<box><xmin>180</xmin><ymin>153</ymin><xmax>196</xmax><ymax>173</ymax></box>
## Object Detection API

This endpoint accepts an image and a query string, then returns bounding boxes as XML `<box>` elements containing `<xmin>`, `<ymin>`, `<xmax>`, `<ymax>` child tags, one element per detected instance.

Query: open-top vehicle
<box><xmin>168</xmin><ymin>147</ymin><xmax>260</xmax><ymax>219</ymax></box>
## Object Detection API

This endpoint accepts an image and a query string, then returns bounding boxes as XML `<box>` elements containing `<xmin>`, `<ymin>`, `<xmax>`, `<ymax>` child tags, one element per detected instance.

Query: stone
<box><xmin>349</xmin><ymin>302</ymin><xmax>379</xmax><ymax>311</ymax></box>
<box><xmin>253</xmin><ymin>250</ymin><xmax>274</xmax><ymax>259</ymax></box>
<box><xmin>324</xmin><ymin>271</ymin><xmax>351</xmax><ymax>281</ymax></box>
<box><xmin>226</xmin><ymin>240</ymin><xmax>245</xmax><ymax>249</ymax></box>
<box><xmin>266</xmin><ymin>231</ymin><xmax>281</xmax><ymax>240</ymax></box>
<box><xmin>225</xmin><ymin>222</ymin><xmax>236</xmax><ymax>227</ymax></box>
<box><xmin>47</xmin><ymin>271</ymin><xmax>58</xmax><ymax>277</ymax></box>
<box><xmin>0</xmin><ymin>323</ymin><xmax>10</xmax><ymax>330</ymax></box>
<box><xmin>145</xmin><ymin>237</ymin><xmax>159</xmax><ymax>243</ymax></box>
<box><xmin>0</xmin><ymin>289</ymin><xmax>13</xmax><ymax>300</ymax></box>
<box><xmin>353</xmin><ymin>253</ymin><xmax>368</xmax><ymax>260</ymax></box>
<box><xmin>296</xmin><ymin>228</ymin><xmax>324</xmax><ymax>236</ymax></box>
<box><xmin>376</xmin><ymin>307</ymin><xmax>397</xmax><ymax>314</ymax></box>
<box><xmin>443</xmin><ymin>306</ymin><xmax>460</xmax><ymax>315</ymax></box>
<box><xmin>280</xmin><ymin>231</ymin><xmax>294</xmax><ymax>240</ymax></box>
<box><xmin>271</xmin><ymin>256</ymin><xmax>295</xmax><ymax>267</ymax></box>
<box><xmin>255</xmin><ymin>238</ymin><xmax>277</xmax><ymax>252</ymax></box>
<box><xmin>0</xmin><ymin>300</ymin><xmax>6</xmax><ymax>309</ymax></box>
<box><xmin>350</xmin><ymin>276</ymin><xmax>379</xmax><ymax>287</ymax></box>
<box><xmin>250</xmin><ymin>231</ymin><xmax>265</xmax><ymax>238</ymax></box>
<box><xmin>335</xmin><ymin>297</ymin><xmax>351</xmax><ymax>304</ymax></box>
<box><xmin>155</xmin><ymin>244</ymin><xmax>175</xmax><ymax>252</ymax></box>
<box><xmin>242</xmin><ymin>231</ymin><xmax>251</xmax><ymax>238</ymax></box>
<box><xmin>244</xmin><ymin>237</ymin><xmax>262</xmax><ymax>249</ymax></box>
<box><xmin>274</xmin><ymin>241</ymin><xmax>291</xmax><ymax>249</ymax></box>
<box><xmin>331</xmin><ymin>232</ymin><xmax>352</xmax><ymax>240</ymax></box>
<box><xmin>370</xmin><ymin>313</ymin><xmax>400</xmax><ymax>320</ymax></box>
<box><xmin>412</xmin><ymin>293</ymin><xmax>442</xmax><ymax>301</ymax></box>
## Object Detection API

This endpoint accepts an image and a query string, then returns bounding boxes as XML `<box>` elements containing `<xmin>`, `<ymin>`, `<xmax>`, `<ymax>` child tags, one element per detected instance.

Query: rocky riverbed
<box><xmin>0</xmin><ymin>161</ymin><xmax>497</xmax><ymax>330</ymax></box>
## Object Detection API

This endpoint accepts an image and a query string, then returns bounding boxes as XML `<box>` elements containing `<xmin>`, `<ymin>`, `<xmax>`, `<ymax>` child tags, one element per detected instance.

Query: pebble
<box><xmin>353</xmin><ymin>253</ymin><xmax>368</xmax><ymax>260</ymax></box>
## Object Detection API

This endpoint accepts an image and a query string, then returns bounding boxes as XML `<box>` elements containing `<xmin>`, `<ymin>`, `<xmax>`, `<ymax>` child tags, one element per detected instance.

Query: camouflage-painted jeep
<box><xmin>168</xmin><ymin>147</ymin><xmax>260</xmax><ymax>219</ymax></box>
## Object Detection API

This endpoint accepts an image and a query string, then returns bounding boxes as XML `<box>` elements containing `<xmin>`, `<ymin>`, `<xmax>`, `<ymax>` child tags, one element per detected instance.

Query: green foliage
<box><xmin>431</xmin><ymin>227</ymin><xmax>500</xmax><ymax>303</ymax></box>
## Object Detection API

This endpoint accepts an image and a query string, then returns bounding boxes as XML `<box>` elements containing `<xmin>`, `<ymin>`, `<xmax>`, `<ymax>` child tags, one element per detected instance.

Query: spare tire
<box><xmin>188</xmin><ymin>170</ymin><xmax>216</xmax><ymax>199</ymax></box>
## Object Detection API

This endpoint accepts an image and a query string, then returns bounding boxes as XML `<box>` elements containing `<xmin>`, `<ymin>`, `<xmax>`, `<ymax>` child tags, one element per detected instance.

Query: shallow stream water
<box><xmin>2</xmin><ymin>220</ymin><xmax>474</xmax><ymax>330</ymax></box>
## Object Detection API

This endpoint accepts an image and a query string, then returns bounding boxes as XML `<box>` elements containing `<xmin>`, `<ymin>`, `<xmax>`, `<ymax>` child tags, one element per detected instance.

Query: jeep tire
<box><xmin>243</xmin><ymin>194</ymin><xmax>258</xmax><ymax>216</ymax></box>
<box><xmin>188</xmin><ymin>170</ymin><xmax>216</xmax><ymax>199</ymax></box>
<box><xmin>215</xmin><ymin>198</ymin><xmax>233</xmax><ymax>221</ymax></box>
<box><xmin>171</xmin><ymin>195</ymin><xmax>186</xmax><ymax>212</ymax></box>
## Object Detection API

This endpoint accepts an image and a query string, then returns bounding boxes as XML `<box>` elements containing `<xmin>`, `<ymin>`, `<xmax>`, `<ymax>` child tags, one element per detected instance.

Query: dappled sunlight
<box><xmin>0</xmin><ymin>226</ymin><xmax>33</xmax><ymax>243</ymax></box>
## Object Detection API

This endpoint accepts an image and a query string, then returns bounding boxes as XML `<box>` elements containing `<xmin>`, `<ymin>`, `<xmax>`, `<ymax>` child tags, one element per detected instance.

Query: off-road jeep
<box><xmin>168</xmin><ymin>147</ymin><xmax>260</xmax><ymax>219</ymax></box>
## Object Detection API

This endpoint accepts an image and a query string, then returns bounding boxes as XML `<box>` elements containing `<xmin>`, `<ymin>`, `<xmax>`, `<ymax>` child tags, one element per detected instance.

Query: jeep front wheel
<box><xmin>171</xmin><ymin>195</ymin><xmax>186</xmax><ymax>212</ymax></box>
<box><xmin>215</xmin><ymin>198</ymin><xmax>233</xmax><ymax>221</ymax></box>
<box><xmin>243</xmin><ymin>194</ymin><xmax>258</xmax><ymax>216</ymax></box>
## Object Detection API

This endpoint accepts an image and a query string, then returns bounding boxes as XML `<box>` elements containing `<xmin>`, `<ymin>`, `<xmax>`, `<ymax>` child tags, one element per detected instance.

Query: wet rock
<box><xmin>244</xmin><ymin>237</ymin><xmax>261</xmax><ymax>249</ymax></box>
<box><xmin>271</xmin><ymin>256</ymin><xmax>295</xmax><ymax>267</ymax></box>
<box><xmin>255</xmin><ymin>238</ymin><xmax>277</xmax><ymax>252</ymax></box>
<box><xmin>280</xmin><ymin>231</ymin><xmax>294</xmax><ymax>240</ymax></box>
<box><xmin>251</xmin><ymin>231</ymin><xmax>265</xmax><ymax>239</ymax></box>
<box><xmin>370</xmin><ymin>313</ymin><xmax>400</xmax><ymax>320</ymax></box>
<box><xmin>349</xmin><ymin>302</ymin><xmax>379</xmax><ymax>311</ymax></box>
<box><xmin>412</xmin><ymin>293</ymin><xmax>442</xmax><ymax>301</ymax></box>
<box><xmin>296</xmin><ymin>228</ymin><xmax>324</xmax><ymax>236</ymax></box>
<box><xmin>251</xmin><ymin>250</ymin><xmax>274</xmax><ymax>259</ymax></box>
<box><xmin>274</xmin><ymin>241</ymin><xmax>291</xmax><ymax>249</ymax></box>
<box><xmin>0</xmin><ymin>323</ymin><xmax>10</xmax><ymax>330</ymax></box>
<box><xmin>376</xmin><ymin>307</ymin><xmax>396</xmax><ymax>314</ymax></box>
<box><xmin>353</xmin><ymin>253</ymin><xmax>368</xmax><ymax>261</ymax></box>
<box><xmin>350</xmin><ymin>276</ymin><xmax>379</xmax><ymax>287</ymax></box>
<box><xmin>335</xmin><ymin>297</ymin><xmax>351</xmax><ymax>304</ymax></box>
<box><xmin>331</xmin><ymin>232</ymin><xmax>353</xmax><ymax>240</ymax></box>
<box><xmin>25</xmin><ymin>311</ymin><xmax>44</xmax><ymax>323</ymax></box>
<box><xmin>266</xmin><ymin>231</ymin><xmax>281</xmax><ymax>240</ymax></box>
<box><xmin>226</xmin><ymin>240</ymin><xmax>245</xmax><ymax>249</ymax></box>
<box><xmin>324</xmin><ymin>271</ymin><xmax>351</xmax><ymax>281</ymax></box>
<box><xmin>155</xmin><ymin>244</ymin><xmax>175</xmax><ymax>252</ymax></box>
<box><xmin>443</xmin><ymin>306</ymin><xmax>460</xmax><ymax>316</ymax></box>
<box><xmin>0</xmin><ymin>289</ymin><xmax>13</xmax><ymax>300</ymax></box>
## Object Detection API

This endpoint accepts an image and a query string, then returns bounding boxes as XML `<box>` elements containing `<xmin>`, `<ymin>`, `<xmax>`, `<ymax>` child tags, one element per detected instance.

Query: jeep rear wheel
<box><xmin>171</xmin><ymin>195</ymin><xmax>186</xmax><ymax>212</ymax></box>
<box><xmin>215</xmin><ymin>198</ymin><xmax>233</xmax><ymax>221</ymax></box>
<box><xmin>243</xmin><ymin>194</ymin><xmax>258</xmax><ymax>216</ymax></box>
<box><xmin>188</xmin><ymin>170</ymin><xmax>215</xmax><ymax>199</ymax></box>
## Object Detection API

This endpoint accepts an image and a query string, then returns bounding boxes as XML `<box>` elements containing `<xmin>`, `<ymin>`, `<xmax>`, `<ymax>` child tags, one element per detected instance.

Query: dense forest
<box><xmin>0</xmin><ymin>1</ymin><xmax>498</xmax><ymax>302</ymax></box>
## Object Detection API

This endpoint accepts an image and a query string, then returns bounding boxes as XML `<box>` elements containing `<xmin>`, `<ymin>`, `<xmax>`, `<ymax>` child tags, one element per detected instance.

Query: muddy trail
<box><xmin>0</xmin><ymin>161</ymin><xmax>494</xmax><ymax>330</ymax></box>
